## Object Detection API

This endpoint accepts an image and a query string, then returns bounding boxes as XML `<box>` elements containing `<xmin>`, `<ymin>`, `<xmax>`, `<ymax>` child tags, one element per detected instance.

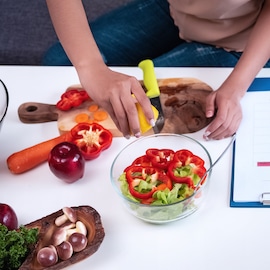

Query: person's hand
<box><xmin>203</xmin><ymin>86</ymin><xmax>243</xmax><ymax>140</ymax></box>
<box><xmin>77</xmin><ymin>65</ymin><xmax>155</xmax><ymax>138</ymax></box>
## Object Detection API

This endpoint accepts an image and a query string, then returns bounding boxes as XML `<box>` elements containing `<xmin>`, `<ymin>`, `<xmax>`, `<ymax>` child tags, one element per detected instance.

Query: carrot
<box><xmin>7</xmin><ymin>132</ymin><xmax>72</xmax><ymax>174</ymax></box>
<box><xmin>156</xmin><ymin>183</ymin><xmax>168</xmax><ymax>191</ymax></box>
<box><xmin>88</xmin><ymin>104</ymin><xmax>99</xmax><ymax>112</ymax></box>
<box><xmin>93</xmin><ymin>110</ymin><xmax>108</xmax><ymax>122</ymax></box>
<box><xmin>75</xmin><ymin>113</ymin><xmax>89</xmax><ymax>123</ymax></box>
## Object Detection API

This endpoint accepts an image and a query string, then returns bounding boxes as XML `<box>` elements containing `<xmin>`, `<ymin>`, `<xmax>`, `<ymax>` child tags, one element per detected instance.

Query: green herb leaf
<box><xmin>0</xmin><ymin>224</ymin><xmax>38</xmax><ymax>270</ymax></box>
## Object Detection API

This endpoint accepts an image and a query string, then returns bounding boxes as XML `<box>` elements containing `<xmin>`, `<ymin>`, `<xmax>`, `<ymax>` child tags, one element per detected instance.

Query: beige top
<box><xmin>167</xmin><ymin>0</ymin><xmax>264</xmax><ymax>51</ymax></box>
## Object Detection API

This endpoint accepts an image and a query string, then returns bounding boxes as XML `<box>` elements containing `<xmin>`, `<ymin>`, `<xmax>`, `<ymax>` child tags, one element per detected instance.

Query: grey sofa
<box><xmin>0</xmin><ymin>0</ymin><xmax>132</xmax><ymax>65</ymax></box>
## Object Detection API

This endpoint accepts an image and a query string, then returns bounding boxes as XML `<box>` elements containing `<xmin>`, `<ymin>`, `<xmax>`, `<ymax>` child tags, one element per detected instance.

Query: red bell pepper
<box><xmin>146</xmin><ymin>148</ymin><xmax>174</xmax><ymax>170</ymax></box>
<box><xmin>70</xmin><ymin>122</ymin><xmax>112</xmax><ymax>160</ymax></box>
<box><xmin>173</xmin><ymin>149</ymin><xmax>193</xmax><ymax>165</ymax></box>
<box><xmin>168</xmin><ymin>151</ymin><xmax>206</xmax><ymax>187</ymax></box>
<box><xmin>167</xmin><ymin>161</ymin><xmax>194</xmax><ymax>187</ymax></box>
<box><xmin>125</xmin><ymin>166</ymin><xmax>172</xmax><ymax>200</ymax></box>
<box><xmin>56</xmin><ymin>89</ymin><xmax>90</xmax><ymax>111</ymax></box>
<box><xmin>123</xmin><ymin>155</ymin><xmax>152</xmax><ymax>174</ymax></box>
<box><xmin>132</xmin><ymin>155</ymin><xmax>152</xmax><ymax>167</ymax></box>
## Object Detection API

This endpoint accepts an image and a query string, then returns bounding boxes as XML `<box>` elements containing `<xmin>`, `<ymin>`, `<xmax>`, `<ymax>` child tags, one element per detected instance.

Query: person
<box><xmin>43</xmin><ymin>0</ymin><xmax>270</xmax><ymax>140</ymax></box>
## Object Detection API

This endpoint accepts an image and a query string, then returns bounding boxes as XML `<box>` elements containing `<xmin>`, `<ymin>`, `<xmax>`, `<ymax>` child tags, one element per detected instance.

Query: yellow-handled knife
<box><xmin>139</xmin><ymin>59</ymin><xmax>164</xmax><ymax>133</ymax></box>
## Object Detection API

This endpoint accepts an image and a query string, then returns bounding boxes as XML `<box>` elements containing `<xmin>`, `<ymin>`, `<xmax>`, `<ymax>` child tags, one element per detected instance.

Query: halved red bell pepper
<box><xmin>56</xmin><ymin>89</ymin><xmax>90</xmax><ymax>111</ymax></box>
<box><xmin>70</xmin><ymin>122</ymin><xmax>112</xmax><ymax>160</ymax></box>
<box><xmin>125</xmin><ymin>166</ymin><xmax>172</xmax><ymax>200</ymax></box>
<box><xmin>146</xmin><ymin>148</ymin><xmax>174</xmax><ymax>170</ymax></box>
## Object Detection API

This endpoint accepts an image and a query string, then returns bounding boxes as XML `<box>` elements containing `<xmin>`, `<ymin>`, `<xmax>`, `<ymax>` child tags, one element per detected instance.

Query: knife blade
<box><xmin>139</xmin><ymin>59</ymin><xmax>165</xmax><ymax>134</ymax></box>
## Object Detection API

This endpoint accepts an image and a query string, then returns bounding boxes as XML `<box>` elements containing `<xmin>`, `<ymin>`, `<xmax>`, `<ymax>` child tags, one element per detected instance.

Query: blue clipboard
<box><xmin>230</xmin><ymin>77</ymin><xmax>270</xmax><ymax>207</ymax></box>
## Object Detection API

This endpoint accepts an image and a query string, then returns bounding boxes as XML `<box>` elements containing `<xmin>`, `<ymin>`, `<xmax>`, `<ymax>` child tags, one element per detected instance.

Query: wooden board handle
<box><xmin>18</xmin><ymin>102</ymin><xmax>59</xmax><ymax>123</ymax></box>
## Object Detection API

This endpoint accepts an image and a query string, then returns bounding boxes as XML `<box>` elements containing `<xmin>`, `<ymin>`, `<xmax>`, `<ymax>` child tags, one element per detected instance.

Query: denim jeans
<box><xmin>42</xmin><ymin>0</ymin><xmax>270</xmax><ymax>68</ymax></box>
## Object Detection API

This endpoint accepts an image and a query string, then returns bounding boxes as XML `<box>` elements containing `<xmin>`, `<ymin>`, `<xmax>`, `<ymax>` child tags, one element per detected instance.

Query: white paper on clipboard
<box><xmin>233</xmin><ymin>91</ymin><xmax>270</xmax><ymax>203</ymax></box>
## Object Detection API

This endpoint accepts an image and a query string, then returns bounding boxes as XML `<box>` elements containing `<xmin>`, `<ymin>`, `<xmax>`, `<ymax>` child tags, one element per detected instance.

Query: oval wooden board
<box><xmin>19</xmin><ymin>205</ymin><xmax>105</xmax><ymax>270</ymax></box>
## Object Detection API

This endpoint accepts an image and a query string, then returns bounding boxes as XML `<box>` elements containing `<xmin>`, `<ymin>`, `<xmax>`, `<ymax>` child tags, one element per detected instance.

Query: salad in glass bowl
<box><xmin>110</xmin><ymin>134</ymin><xmax>212</xmax><ymax>224</ymax></box>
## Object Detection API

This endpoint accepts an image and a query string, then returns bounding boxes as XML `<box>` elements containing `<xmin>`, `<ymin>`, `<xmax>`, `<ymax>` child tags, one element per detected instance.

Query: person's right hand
<box><xmin>76</xmin><ymin>64</ymin><xmax>155</xmax><ymax>138</ymax></box>
<box><xmin>203</xmin><ymin>85</ymin><xmax>243</xmax><ymax>140</ymax></box>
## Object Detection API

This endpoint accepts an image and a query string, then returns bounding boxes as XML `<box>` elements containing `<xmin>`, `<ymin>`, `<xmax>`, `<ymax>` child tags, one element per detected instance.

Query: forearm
<box><xmin>46</xmin><ymin>0</ymin><xmax>154</xmax><ymax>138</ymax></box>
<box><xmin>46</xmin><ymin>0</ymin><xmax>104</xmax><ymax>70</ymax></box>
<box><xmin>221</xmin><ymin>0</ymin><xmax>270</xmax><ymax>97</ymax></box>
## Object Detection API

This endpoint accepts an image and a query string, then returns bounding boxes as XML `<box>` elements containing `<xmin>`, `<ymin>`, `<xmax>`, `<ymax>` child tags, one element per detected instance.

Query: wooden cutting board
<box><xmin>18</xmin><ymin>88</ymin><xmax>122</xmax><ymax>136</ymax></box>
<box><xmin>18</xmin><ymin>78</ymin><xmax>214</xmax><ymax>136</ymax></box>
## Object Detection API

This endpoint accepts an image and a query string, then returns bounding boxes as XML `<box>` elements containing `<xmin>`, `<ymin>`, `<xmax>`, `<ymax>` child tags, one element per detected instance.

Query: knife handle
<box><xmin>138</xmin><ymin>59</ymin><xmax>160</xmax><ymax>98</ymax></box>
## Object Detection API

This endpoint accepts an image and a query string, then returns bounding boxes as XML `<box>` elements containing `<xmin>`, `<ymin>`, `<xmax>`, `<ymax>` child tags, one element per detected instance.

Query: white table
<box><xmin>0</xmin><ymin>66</ymin><xmax>270</xmax><ymax>270</ymax></box>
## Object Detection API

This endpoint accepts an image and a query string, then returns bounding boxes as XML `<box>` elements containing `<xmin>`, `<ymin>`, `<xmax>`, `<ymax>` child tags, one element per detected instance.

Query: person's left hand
<box><xmin>203</xmin><ymin>87</ymin><xmax>243</xmax><ymax>140</ymax></box>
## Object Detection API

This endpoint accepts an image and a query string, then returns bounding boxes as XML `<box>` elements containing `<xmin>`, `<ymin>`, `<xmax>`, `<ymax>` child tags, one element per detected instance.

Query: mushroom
<box><xmin>68</xmin><ymin>232</ymin><xmax>88</xmax><ymax>252</ymax></box>
<box><xmin>55</xmin><ymin>207</ymin><xmax>77</xmax><ymax>226</ymax></box>
<box><xmin>52</xmin><ymin>227</ymin><xmax>67</xmax><ymax>246</ymax></box>
<box><xmin>56</xmin><ymin>241</ymin><xmax>73</xmax><ymax>261</ymax></box>
<box><xmin>37</xmin><ymin>245</ymin><xmax>58</xmax><ymax>267</ymax></box>
<box><xmin>67</xmin><ymin>220</ymin><xmax>87</xmax><ymax>237</ymax></box>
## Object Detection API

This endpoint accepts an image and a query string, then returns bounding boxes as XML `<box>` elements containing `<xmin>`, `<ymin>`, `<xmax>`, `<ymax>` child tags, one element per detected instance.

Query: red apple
<box><xmin>48</xmin><ymin>142</ymin><xmax>85</xmax><ymax>183</ymax></box>
<box><xmin>0</xmin><ymin>203</ymin><xmax>18</xmax><ymax>230</ymax></box>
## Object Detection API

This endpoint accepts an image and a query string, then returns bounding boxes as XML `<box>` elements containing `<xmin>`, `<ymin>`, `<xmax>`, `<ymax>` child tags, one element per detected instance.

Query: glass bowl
<box><xmin>110</xmin><ymin>134</ymin><xmax>212</xmax><ymax>224</ymax></box>
<box><xmin>0</xmin><ymin>79</ymin><xmax>9</xmax><ymax>131</ymax></box>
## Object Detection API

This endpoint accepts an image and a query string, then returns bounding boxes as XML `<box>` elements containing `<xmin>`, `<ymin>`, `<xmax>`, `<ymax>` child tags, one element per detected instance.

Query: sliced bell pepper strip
<box><xmin>172</xmin><ymin>150</ymin><xmax>206</xmax><ymax>178</ymax></box>
<box><xmin>56</xmin><ymin>89</ymin><xmax>90</xmax><ymax>111</ymax></box>
<box><xmin>177</xmin><ymin>150</ymin><xmax>206</xmax><ymax>178</ymax></box>
<box><xmin>167</xmin><ymin>161</ymin><xmax>194</xmax><ymax>187</ymax></box>
<box><xmin>123</xmin><ymin>155</ymin><xmax>152</xmax><ymax>173</ymax></box>
<box><xmin>156</xmin><ymin>172</ymin><xmax>172</xmax><ymax>190</ymax></box>
<box><xmin>173</xmin><ymin>149</ymin><xmax>193</xmax><ymax>165</ymax></box>
<box><xmin>146</xmin><ymin>148</ymin><xmax>174</xmax><ymax>170</ymax></box>
<box><xmin>140</xmin><ymin>197</ymin><xmax>155</xmax><ymax>205</ymax></box>
<box><xmin>70</xmin><ymin>122</ymin><xmax>112</xmax><ymax>160</ymax></box>
<box><xmin>128</xmin><ymin>182</ymin><xmax>157</xmax><ymax>200</ymax></box>
<box><xmin>132</xmin><ymin>155</ymin><xmax>152</xmax><ymax>167</ymax></box>
<box><xmin>186</xmin><ymin>155</ymin><xmax>206</xmax><ymax>178</ymax></box>
<box><xmin>125</xmin><ymin>166</ymin><xmax>158</xmax><ymax>184</ymax></box>
<box><xmin>125</xmin><ymin>166</ymin><xmax>172</xmax><ymax>200</ymax></box>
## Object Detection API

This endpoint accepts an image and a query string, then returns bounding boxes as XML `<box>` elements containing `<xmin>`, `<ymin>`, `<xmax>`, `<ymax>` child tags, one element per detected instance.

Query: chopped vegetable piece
<box><xmin>146</xmin><ymin>148</ymin><xmax>174</xmax><ymax>170</ymax></box>
<box><xmin>125</xmin><ymin>166</ymin><xmax>172</xmax><ymax>200</ymax></box>
<box><xmin>88</xmin><ymin>104</ymin><xmax>99</xmax><ymax>112</ymax></box>
<box><xmin>56</xmin><ymin>89</ymin><xmax>90</xmax><ymax>111</ymax></box>
<box><xmin>173</xmin><ymin>149</ymin><xmax>193</xmax><ymax>165</ymax></box>
<box><xmin>75</xmin><ymin>113</ymin><xmax>90</xmax><ymax>123</ymax></box>
<box><xmin>93</xmin><ymin>110</ymin><xmax>108</xmax><ymax>122</ymax></box>
<box><xmin>132</xmin><ymin>155</ymin><xmax>152</xmax><ymax>167</ymax></box>
<box><xmin>167</xmin><ymin>161</ymin><xmax>195</xmax><ymax>187</ymax></box>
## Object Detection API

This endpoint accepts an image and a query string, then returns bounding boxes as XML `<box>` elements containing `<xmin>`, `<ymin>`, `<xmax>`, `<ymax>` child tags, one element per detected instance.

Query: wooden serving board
<box><xmin>18</xmin><ymin>97</ymin><xmax>122</xmax><ymax>136</ymax></box>
<box><xmin>20</xmin><ymin>205</ymin><xmax>105</xmax><ymax>270</ymax></box>
<box><xmin>18</xmin><ymin>78</ymin><xmax>214</xmax><ymax>137</ymax></box>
